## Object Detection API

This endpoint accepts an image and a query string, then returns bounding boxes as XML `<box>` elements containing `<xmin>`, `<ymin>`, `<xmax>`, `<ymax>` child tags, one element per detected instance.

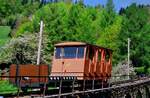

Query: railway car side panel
<box><xmin>19</xmin><ymin>64</ymin><xmax>39</xmax><ymax>83</ymax></box>
<box><xmin>107</xmin><ymin>51</ymin><xmax>112</xmax><ymax>77</ymax></box>
<box><xmin>96</xmin><ymin>49</ymin><xmax>103</xmax><ymax>79</ymax></box>
<box><xmin>9</xmin><ymin>64</ymin><xmax>17</xmax><ymax>84</ymax></box>
<box><xmin>9</xmin><ymin>64</ymin><xmax>49</xmax><ymax>87</ymax></box>
<box><xmin>89</xmin><ymin>47</ymin><xmax>97</xmax><ymax>78</ymax></box>
<box><xmin>39</xmin><ymin>65</ymin><xmax>49</xmax><ymax>83</ymax></box>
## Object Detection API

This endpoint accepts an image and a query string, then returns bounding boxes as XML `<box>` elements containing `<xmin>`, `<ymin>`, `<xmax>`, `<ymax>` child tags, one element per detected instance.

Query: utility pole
<box><xmin>127</xmin><ymin>38</ymin><xmax>131</xmax><ymax>80</ymax></box>
<box><xmin>37</xmin><ymin>21</ymin><xmax>43</xmax><ymax>65</ymax></box>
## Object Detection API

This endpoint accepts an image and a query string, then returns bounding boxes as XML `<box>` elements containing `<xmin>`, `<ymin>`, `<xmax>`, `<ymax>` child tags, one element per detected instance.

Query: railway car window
<box><xmin>77</xmin><ymin>47</ymin><xmax>84</xmax><ymax>58</ymax></box>
<box><xmin>64</xmin><ymin>47</ymin><xmax>77</xmax><ymax>58</ymax></box>
<box><xmin>55</xmin><ymin>47</ymin><xmax>85</xmax><ymax>59</ymax></box>
<box><xmin>89</xmin><ymin>47</ymin><xmax>94</xmax><ymax>60</ymax></box>
<box><xmin>86</xmin><ymin>48</ymin><xmax>89</xmax><ymax>59</ymax></box>
<box><xmin>105</xmin><ymin>50</ymin><xmax>110</xmax><ymax>61</ymax></box>
<box><xmin>98</xmin><ymin>51</ymin><xmax>101</xmax><ymax>61</ymax></box>
<box><xmin>55</xmin><ymin>47</ymin><xmax>61</xmax><ymax>59</ymax></box>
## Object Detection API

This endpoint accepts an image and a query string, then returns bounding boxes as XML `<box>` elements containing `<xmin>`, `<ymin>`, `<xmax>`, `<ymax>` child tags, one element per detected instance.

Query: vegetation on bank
<box><xmin>0</xmin><ymin>26</ymin><xmax>11</xmax><ymax>47</ymax></box>
<box><xmin>0</xmin><ymin>0</ymin><xmax>150</xmax><ymax>74</ymax></box>
<box><xmin>0</xmin><ymin>80</ymin><xmax>17</xmax><ymax>94</ymax></box>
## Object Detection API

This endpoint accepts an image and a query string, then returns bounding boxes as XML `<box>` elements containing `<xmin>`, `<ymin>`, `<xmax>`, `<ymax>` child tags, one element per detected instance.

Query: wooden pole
<box><xmin>127</xmin><ymin>38</ymin><xmax>131</xmax><ymax>80</ymax></box>
<box><xmin>37</xmin><ymin>21</ymin><xmax>43</xmax><ymax>65</ymax></box>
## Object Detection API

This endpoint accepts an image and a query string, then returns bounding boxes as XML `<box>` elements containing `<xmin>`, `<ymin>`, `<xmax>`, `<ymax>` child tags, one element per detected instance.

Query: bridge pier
<box><xmin>142</xmin><ymin>86</ymin><xmax>150</xmax><ymax>98</ymax></box>
<box><xmin>135</xmin><ymin>86</ymin><xmax>150</xmax><ymax>98</ymax></box>
<box><xmin>145</xmin><ymin>86</ymin><xmax>150</xmax><ymax>98</ymax></box>
<box><xmin>130</xmin><ymin>92</ymin><xmax>136</xmax><ymax>98</ymax></box>
<box><xmin>124</xmin><ymin>93</ymin><xmax>131</xmax><ymax>98</ymax></box>
<box><xmin>141</xmin><ymin>87</ymin><xmax>146</xmax><ymax>98</ymax></box>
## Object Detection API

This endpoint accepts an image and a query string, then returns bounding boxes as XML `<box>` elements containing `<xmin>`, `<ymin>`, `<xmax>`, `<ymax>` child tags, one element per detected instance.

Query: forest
<box><xmin>0</xmin><ymin>0</ymin><xmax>150</xmax><ymax>74</ymax></box>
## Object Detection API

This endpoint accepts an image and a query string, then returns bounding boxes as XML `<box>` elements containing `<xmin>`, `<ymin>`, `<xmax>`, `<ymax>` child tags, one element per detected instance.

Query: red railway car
<box><xmin>51</xmin><ymin>42</ymin><xmax>112</xmax><ymax>81</ymax></box>
<box><xmin>9</xmin><ymin>64</ymin><xmax>49</xmax><ymax>89</ymax></box>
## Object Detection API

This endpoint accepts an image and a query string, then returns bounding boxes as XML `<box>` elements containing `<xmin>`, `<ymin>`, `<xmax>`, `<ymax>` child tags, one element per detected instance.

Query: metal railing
<box><xmin>0</xmin><ymin>75</ymin><xmax>149</xmax><ymax>97</ymax></box>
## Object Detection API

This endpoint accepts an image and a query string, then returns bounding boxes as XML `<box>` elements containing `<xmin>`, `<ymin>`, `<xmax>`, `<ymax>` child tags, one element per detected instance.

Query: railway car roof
<box><xmin>54</xmin><ymin>41</ymin><xmax>112</xmax><ymax>51</ymax></box>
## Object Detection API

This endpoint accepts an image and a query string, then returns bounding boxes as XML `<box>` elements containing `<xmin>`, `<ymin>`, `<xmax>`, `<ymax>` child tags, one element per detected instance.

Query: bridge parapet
<box><xmin>30</xmin><ymin>77</ymin><xmax>150</xmax><ymax>98</ymax></box>
<box><xmin>110</xmin><ymin>77</ymin><xmax>150</xmax><ymax>98</ymax></box>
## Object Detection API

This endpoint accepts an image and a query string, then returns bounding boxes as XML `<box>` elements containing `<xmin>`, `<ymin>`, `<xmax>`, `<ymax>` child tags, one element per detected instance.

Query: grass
<box><xmin>0</xmin><ymin>80</ymin><xmax>56</xmax><ymax>94</ymax></box>
<box><xmin>0</xmin><ymin>80</ymin><xmax>18</xmax><ymax>94</ymax></box>
<box><xmin>0</xmin><ymin>26</ymin><xmax>11</xmax><ymax>47</ymax></box>
<box><xmin>0</xmin><ymin>26</ymin><xmax>11</xmax><ymax>38</ymax></box>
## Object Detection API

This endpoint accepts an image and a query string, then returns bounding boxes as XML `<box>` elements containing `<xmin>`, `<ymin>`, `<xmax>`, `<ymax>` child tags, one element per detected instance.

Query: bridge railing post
<box><xmin>72</xmin><ymin>79</ymin><xmax>75</xmax><ymax>96</ymax></box>
<box><xmin>83</xmin><ymin>79</ymin><xmax>86</xmax><ymax>91</ymax></box>
<box><xmin>17</xmin><ymin>76</ymin><xmax>21</xmax><ymax>98</ymax></box>
<box><xmin>102</xmin><ymin>80</ymin><xmax>103</xmax><ymax>89</ymax></box>
<box><xmin>92</xmin><ymin>79</ymin><xmax>95</xmax><ymax>90</ymax></box>
<box><xmin>43</xmin><ymin>76</ymin><xmax>47</xmax><ymax>97</ymax></box>
<box><xmin>58</xmin><ymin>77</ymin><xmax>62</xmax><ymax>98</ymax></box>
<box><xmin>108</xmin><ymin>78</ymin><xmax>111</xmax><ymax>87</ymax></box>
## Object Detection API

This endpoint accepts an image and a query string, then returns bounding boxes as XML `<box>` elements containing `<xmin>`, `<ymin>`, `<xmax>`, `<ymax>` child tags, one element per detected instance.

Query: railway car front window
<box><xmin>77</xmin><ymin>47</ymin><xmax>84</xmax><ymax>58</ymax></box>
<box><xmin>55</xmin><ymin>47</ymin><xmax>61</xmax><ymax>59</ymax></box>
<box><xmin>64</xmin><ymin>47</ymin><xmax>77</xmax><ymax>58</ymax></box>
<box><xmin>55</xmin><ymin>47</ymin><xmax>85</xmax><ymax>59</ymax></box>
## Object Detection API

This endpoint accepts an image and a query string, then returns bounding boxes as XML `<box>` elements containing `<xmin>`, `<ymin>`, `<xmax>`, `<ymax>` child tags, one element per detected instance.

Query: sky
<box><xmin>83</xmin><ymin>0</ymin><xmax>150</xmax><ymax>12</ymax></box>
<box><xmin>45</xmin><ymin>0</ymin><xmax>150</xmax><ymax>12</ymax></box>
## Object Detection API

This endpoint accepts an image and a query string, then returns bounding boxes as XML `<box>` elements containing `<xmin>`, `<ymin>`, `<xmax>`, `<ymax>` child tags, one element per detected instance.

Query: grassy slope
<box><xmin>0</xmin><ymin>26</ymin><xmax>11</xmax><ymax>47</ymax></box>
<box><xmin>0</xmin><ymin>80</ymin><xmax>17</xmax><ymax>94</ymax></box>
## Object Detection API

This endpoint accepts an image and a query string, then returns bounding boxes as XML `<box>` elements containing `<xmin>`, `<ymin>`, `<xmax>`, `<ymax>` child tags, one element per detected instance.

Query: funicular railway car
<box><xmin>50</xmin><ymin>42</ymin><xmax>112</xmax><ymax>85</ymax></box>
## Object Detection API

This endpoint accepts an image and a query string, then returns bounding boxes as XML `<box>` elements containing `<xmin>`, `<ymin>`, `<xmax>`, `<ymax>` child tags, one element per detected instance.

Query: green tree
<box><xmin>0</xmin><ymin>34</ymin><xmax>37</xmax><ymax>64</ymax></box>
<box><xmin>118</xmin><ymin>4</ymin><xmax>150</xmax><ymax>73</ymax></box>
<box><xmin>0</xmin><ymin>0</ymin><xmax>40</xmax><ymax>35</ymax></box>
<box><xmin>96</xmin><ymin>0</ymin><xmax>122</xmax><ymax>64</ymax></box>
<box><xmin>12</xmin><ymin>2</ymin><xmax>102</xmax><ymax>64</ymax></box>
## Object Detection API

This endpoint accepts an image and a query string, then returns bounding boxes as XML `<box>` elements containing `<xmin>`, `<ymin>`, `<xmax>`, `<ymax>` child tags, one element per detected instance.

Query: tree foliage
<box><xmin>118</xmin><ymin>4</ymin><xmax>150</xmax><ymax>73</ymax></box>
<box><xmin>0</xmin><ymin>34</ymin><xmax>38</xmax><ymax>64</ymax></box>
<box><xmin>15</xmin><ymin>2</ymin><xmax>104</xmax><ymax>64</ymax></box>
<box><xmin>96</xmin><ymin>0</ymin><xmax>122</xmax><ymax>64</ymax></box>
<box><xmin>0</xmin><ymin>0</ymin><xmax>40</xmax><ymax>36</ymax></box>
